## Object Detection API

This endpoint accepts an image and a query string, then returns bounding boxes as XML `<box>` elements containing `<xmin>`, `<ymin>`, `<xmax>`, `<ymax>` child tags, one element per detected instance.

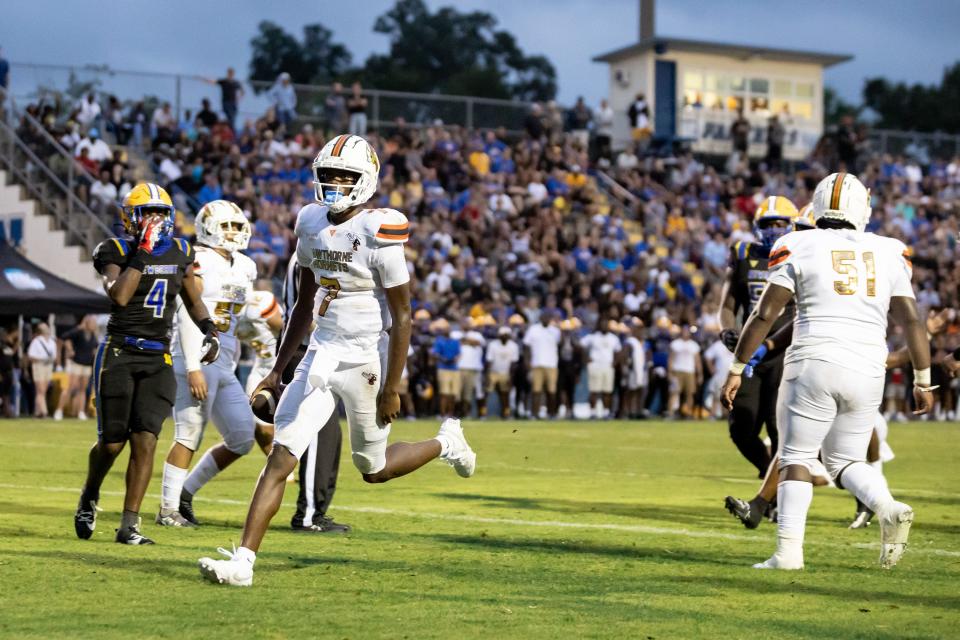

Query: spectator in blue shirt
<box><xmin>268</xmin><ymin>72</ymin><xmax>297</xmax><ymax>128</ymax></box>
<box><xmin>197</xmin><ymin>172</ymin><xmax>223</xmax><ymax>206</ymax></box>
<box><xmin>431</xmin><ymin>319</ymin><xmax>461</xmax><ymax>417</ymax></box>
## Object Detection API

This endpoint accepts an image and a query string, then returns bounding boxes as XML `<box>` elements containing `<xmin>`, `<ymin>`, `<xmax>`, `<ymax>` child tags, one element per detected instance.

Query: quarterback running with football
<box><xmin>198</xmin><ymin>134</ymin><xmax>475</xmax><ymax>586</ymax></box>
<box><xmin>74</xmin><ymin>183</ymin><xmax>220</xmax><ymax>545</ymax></box>
<box><xmin>722</xmin><ymin>172</ymin><xmax>933</xmax><ymax>570</ymax></box>
<box><xmin>157</xmin><ymin>200</ymin><xmax>265</xmax><ymax>527</ymax></box>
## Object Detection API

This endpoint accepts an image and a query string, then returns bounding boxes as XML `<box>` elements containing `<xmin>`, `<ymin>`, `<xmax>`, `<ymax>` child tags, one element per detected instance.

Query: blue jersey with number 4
<box><xmin>93</xmin><ymin>237</ymin><xmax>194</xmax><ymax>347</ymax></box>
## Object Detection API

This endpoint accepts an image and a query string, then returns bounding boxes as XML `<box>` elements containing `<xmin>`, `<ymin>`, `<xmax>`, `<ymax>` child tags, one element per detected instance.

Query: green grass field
<box><xmin>0</xmin><ymin>418</ymin><xmax>957</xmax><ymax>639</ymax></box>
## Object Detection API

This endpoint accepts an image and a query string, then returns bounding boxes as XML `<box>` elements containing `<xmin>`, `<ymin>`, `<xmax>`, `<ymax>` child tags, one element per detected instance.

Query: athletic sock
<box><xmin>80</xmin><ymin>486</ymin><xmax>99</xmax><ymax>506</ymax></box>
<box><xmin>434</xmin><ymin>435</ymin><xmax>451</xmax><ymax>457</ymax></box>
<box><xmin>120</xmin><ymin>509</ymin><xmax>139</xmax><ymax>530</ymax></box>
<box><xmin>869</xmin><ymin>459</ymin><xmax>888</xmax><ymax>491</ymax></box>
<box><xmin>839</xmin><ymin>461</ymin><xmax>894</xmax><ymax>515</ymax></box>
<box><xmin>160</xmin><ymin>462</ymin><xmax>188</xmax><ymax>510</ymax></box>
<box><xmin>776</xmin><ymin>480</ymin><xmax>813</xmax><ymax>559</ymax></box>
<box><xmin>236</xmin><ymin>546</ymin><xmax>256</xmax><ymax>566</ymax></box>
<box><xmin>183</xmin><ymin>450</ymin><xmax>222</xmax><ymax>497</ymax></box>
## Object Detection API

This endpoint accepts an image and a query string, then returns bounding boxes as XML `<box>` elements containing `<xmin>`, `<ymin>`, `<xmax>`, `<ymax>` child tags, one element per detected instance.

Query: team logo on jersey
<box><xmin>749</xmin><ymin>259</ymin><xmax>759</xmax><ymax>267</ymax></box>
<box><xmin>361</xmin><ymin>371</ymin><xmax>378</xmax><ymax>386</ymax></box>
<box><xmin>347</xmin><ymin>232</ymin><xmax>361</xmax><ymax>252</ymax></box>
<box><xmin>220</xmin><ymin>283</ymin><xmax>248</xmax><ymax>303</ymax></box>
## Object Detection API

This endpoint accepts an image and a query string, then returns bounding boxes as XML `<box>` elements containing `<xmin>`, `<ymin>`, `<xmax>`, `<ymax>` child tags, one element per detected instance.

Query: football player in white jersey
<box><xmin>237</xmin><ymin>287</ymin><xmax>283</xmax><ymax>397</ymax></box>
<box><xmin>721</xmin><ymin>172</ymin><xmax>934</xmax><ymax>570</ymax></box>
<box><xmin>236</xmin><ymin>286</ymin><xmax>284</xmax><ymax>450</ymax></box>
<box><xmin>157</xmin><ymin>200</ymin><xmax>260</xmax><ymax>527</ymax></box>
<box><xmin>198</xmin><ymin>134</ymin><xmax>475</xmax><ymax>586</ymax></box>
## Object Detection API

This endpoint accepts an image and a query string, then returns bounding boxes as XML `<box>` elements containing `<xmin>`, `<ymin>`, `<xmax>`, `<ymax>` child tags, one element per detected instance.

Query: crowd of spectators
<box><xmin>8</xmin><ymin>72</ymin><xmax>960</xmax><ymax>421</ymax></box>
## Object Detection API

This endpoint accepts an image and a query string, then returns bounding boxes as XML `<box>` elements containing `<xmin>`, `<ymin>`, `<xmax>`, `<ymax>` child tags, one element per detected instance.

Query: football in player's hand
<box><xmin>251</xmin><ymin>387</ymin><xmax>280</xmax><ymax>424</ymax></box>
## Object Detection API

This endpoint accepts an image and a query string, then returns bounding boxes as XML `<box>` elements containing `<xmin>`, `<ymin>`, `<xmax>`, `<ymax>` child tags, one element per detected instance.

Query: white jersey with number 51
<box><xmin>294</xmin><ymin>202</ymin><xmax>409</xmax><ymax>361</ymax></box>
<box><xmin>767</xmin><ymin>228</ymin><xmax>914</xmax><ymax>376</ymax></box>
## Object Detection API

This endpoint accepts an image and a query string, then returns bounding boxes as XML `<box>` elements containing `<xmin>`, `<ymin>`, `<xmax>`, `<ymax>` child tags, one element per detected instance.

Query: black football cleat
<box><xmin>292</xmin><ymin>516</ymin><xmax>352</xmax><ymax>534</ymax></box>
<box><xmin>849</xmin><ymin>499</ymin><xmax>875</xmax><ymax>529</ymax></box>
<box><xmin>179</xmin><ymin>491</ymin><xmax>200</xmax><ymax>526</ymax></box>
<box><xmin>725</xmin><ymin>496</ymin><xmax>763</xmax><ymax>529</ymax></box>
<box><xmin>115</xmin><ymin>518</ymin><xmax>155</xmax><ymax>545</ymax></box>
<box><xmin>74</xmin><ymin>497</ymin><xmax>97</xmax><ymax>540</ymax></box>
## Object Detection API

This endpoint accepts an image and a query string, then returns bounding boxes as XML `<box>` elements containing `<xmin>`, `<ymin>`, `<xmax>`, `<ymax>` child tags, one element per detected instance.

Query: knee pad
<box><xmin>352</xmin><ymin>450</ymin><xmax>386</xmax><ymax>476</ymax></box>
<box><xmin>173</xmin><ymin>418</ymin><xmax>204</xmax><ymax>451</ymax></box>
<box><xmin>223</xmin><ymin>432</ymin><xmax>255</xmax><ymax>456</ymax></box>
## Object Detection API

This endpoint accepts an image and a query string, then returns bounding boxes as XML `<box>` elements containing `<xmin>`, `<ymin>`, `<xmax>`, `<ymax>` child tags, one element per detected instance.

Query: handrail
<box><xmin>594</xmin><ymin>168</ymin><xmax>640</xmax><ymax>206</ymax></box>
<box><xmin>0</xmin><ymin>120</ymin><xmax>114</xmax><ymax>239</ymax></box>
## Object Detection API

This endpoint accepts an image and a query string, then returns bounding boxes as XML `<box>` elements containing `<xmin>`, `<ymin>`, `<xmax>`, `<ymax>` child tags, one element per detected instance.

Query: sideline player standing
<box><xmin>199</xmin><ymin>135</ymin><xmax>475</xmax><ymax>585</ymax></box>
<box><xmin>718</xmin><ymin>196</ymin><xmax>798</xmax><ymax>477</ymax></box>
<box><xmin>74</xmin><ymin>183</ymin><xmax>220</xmax><ymax>544</ymax></box>
<box><xmin>158</xmin><ymin>200</ymin><xmax>261</xmax><ymax>526</ymax></box>
<box><xmin>722</xmin><ymin>173</ymin><xmax>933</xmax><ymax>570</ymax></box>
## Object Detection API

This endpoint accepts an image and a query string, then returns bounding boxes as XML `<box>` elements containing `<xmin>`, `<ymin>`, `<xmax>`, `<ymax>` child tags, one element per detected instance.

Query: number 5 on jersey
<box><xmin>145</xmin><ymin>279</ymin><xmax>168</xmax><ymax>317</ymax></box>
<box><xmin>832</xmin><ymin>251</ymin><xmax>876</xmax><ymax>297</ymax></box>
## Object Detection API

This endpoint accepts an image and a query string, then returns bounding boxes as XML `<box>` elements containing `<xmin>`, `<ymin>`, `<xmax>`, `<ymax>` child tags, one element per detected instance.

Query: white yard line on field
<box><xmin>1</xmin><ymin>482</ymin><xmax>957</xmax><ymax>559</ymax></box>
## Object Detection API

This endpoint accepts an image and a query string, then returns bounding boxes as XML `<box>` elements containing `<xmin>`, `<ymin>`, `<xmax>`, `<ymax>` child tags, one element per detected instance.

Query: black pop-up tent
<box><xmin>0</xmin><ymin>242</ymin><xmax>110</xmax><ymax>315</ymax></box>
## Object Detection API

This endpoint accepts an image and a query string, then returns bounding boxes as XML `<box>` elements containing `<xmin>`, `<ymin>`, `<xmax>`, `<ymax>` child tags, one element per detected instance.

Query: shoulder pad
<box><xmin>294</xmin><ymin>203</ymin><xmax>328</xmax><ymax>238</ymax></box>
<box><xmin>730</xmin><ymin>240</ymin><xmax>750</xmax><ymax>262</ymax></box>
<box><xmin>234</xmin><ymin>252</ymin><xmax>259</xmax><ymax>281</ymax></box>
<box><xmin>246</xmin><ymin>291</ymin><xmax>280</xmax><ymax>320</ymax></box>
<box><xmin>367</xmin><ymin>208</ymin><xmax>410</xmax><ymax>245</ymax></box>
<box><xmin>172</xmin><ymin>238</ymin><xmax>193</xmax><ymax>260</ymax></box>
<box><xmin>768</xmin><ymin>237</ymin><xmax>793</xmax><ymax>267</ymax></box>
<box><xmin>94</xmin><ymin>238</ymin><xmax>130</xmax><ymax>261</ymax></box>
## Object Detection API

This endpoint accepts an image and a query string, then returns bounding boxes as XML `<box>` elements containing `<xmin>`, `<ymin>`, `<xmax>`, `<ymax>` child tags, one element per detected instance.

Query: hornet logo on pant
<box><xmin>361</xmin><ymin>371</ymin><xmax>377</xmax><ymax>386</ymax></box>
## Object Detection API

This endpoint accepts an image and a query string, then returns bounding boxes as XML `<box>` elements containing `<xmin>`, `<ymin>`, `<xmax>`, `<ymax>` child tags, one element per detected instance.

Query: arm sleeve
<box><xmin>890</xmin><ymin>242</ymin><xmax>916</xmax><ymax>298</ymax></box>
<box><xmin>766</xmin><ymin>237</ymin><xmax>798</xmax><ymax>293</ymax></box>
<box><xmin>177</xmin><ymin>300</ymin><xmax>205</xmax><ymax>371</ymax></box>
<box><xmin>373</xmin><ymin>244</ymin><xmax>411</xmax><ymax>289</ymax></box>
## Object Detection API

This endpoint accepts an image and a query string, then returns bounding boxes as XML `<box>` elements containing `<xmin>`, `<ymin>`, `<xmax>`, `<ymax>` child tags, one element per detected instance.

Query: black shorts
<box><xmin>93</xmin><ymin>339</ymin><xmax>176</xmax><ymax>443</ymax></box>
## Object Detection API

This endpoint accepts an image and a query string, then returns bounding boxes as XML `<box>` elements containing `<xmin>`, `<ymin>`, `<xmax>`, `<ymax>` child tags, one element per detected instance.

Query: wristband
<box><xmin>198</xmin><ymin>318</ymin><xmax>216</xmax><ymax>335</ymax></box>
<box><xmin>729</xmin><ymin>360</ymin><xmax>747</xmax><ymax>376</ymax></box>
<box><xmin>913</xmin><ymin>368</ymin><xmax>931</xmax><ymax>386</ymax></box>
<box><xmin>127</xmin><ymin>249</ymin><xmax>149</xmax><ymax>272</ymax></box>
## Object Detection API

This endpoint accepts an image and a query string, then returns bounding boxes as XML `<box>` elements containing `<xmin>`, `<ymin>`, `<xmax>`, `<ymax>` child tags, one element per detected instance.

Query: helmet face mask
<box><xmin>753</xmin><ymin>196</ymin><xmax>799</xmax><ymax>247</ymax></box>
<box><xmin>314</xmin><ymin>168</ymin><xmax>362</xmax><ymax>210</ymax></box>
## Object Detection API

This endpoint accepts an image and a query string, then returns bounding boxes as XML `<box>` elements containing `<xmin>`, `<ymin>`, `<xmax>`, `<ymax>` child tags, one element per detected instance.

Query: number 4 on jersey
<box><xmin>144</xmin><ymin>279</ymin><xmax>168</xmax><ymax>317</ymax></box>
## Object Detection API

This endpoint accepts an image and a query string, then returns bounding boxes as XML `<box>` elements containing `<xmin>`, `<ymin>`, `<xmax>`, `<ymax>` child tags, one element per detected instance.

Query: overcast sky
<box><xmin>3</xmin><ymin>0</ymin><xmax>958</xmax><ymax>106</ymax></box>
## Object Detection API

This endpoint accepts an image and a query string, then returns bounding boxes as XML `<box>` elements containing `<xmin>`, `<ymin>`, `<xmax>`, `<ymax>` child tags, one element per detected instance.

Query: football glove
<box><xmin>138</xmin><ymin>219</ymin><xmax>163</xmax><ymax>253</ymax></box>
<box><xmin>743</xmin><ymin>343</ymin><xmax>768</xmax><ymax>379</ymax></box>
<box><xmin>200</xmin><ymin>329</ymin><xmax>220</xmax><ymax>364</ymax></box>
<box><xmin>720</xmin><ymin>329</ymin><xmax>739</xmax><ymax>352</ymax></box>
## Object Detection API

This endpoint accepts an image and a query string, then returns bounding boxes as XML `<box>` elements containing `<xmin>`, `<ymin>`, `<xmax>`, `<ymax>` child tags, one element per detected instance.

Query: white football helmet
<box><xmin>811</xmin><ymin>172</ymin><xmax>871</xmax><ymax>232</ymax></box>
<box><xmin>195</xmin><ymin>200</ymin><xmax>251</xmax><ymax>253</ymax></box>
<box><xmin>312</xmin><ymin>134</ymin><xmax>380</xmax><ymax>213</ymax></box>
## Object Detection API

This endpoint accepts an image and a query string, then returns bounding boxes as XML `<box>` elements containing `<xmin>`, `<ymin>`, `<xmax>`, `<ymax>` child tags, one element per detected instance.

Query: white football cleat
<box><xmin>438</xmin><ymin>418</ymin><xmax>476</xmax><ymax>478</ymax></box>
<box><xmin>879</xmin><ymin>501</ymin><xmax>914</xmax><ymax>569</ymax></box>
<box><xmin>198</xmin><ymin>547</ymin><xmax>254</xmax><ymax>587</ymax></box>
<box><xmin>752</xmin><ymin>553</ymin><xmax>804</xmax><ymax>570</ymax></box>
